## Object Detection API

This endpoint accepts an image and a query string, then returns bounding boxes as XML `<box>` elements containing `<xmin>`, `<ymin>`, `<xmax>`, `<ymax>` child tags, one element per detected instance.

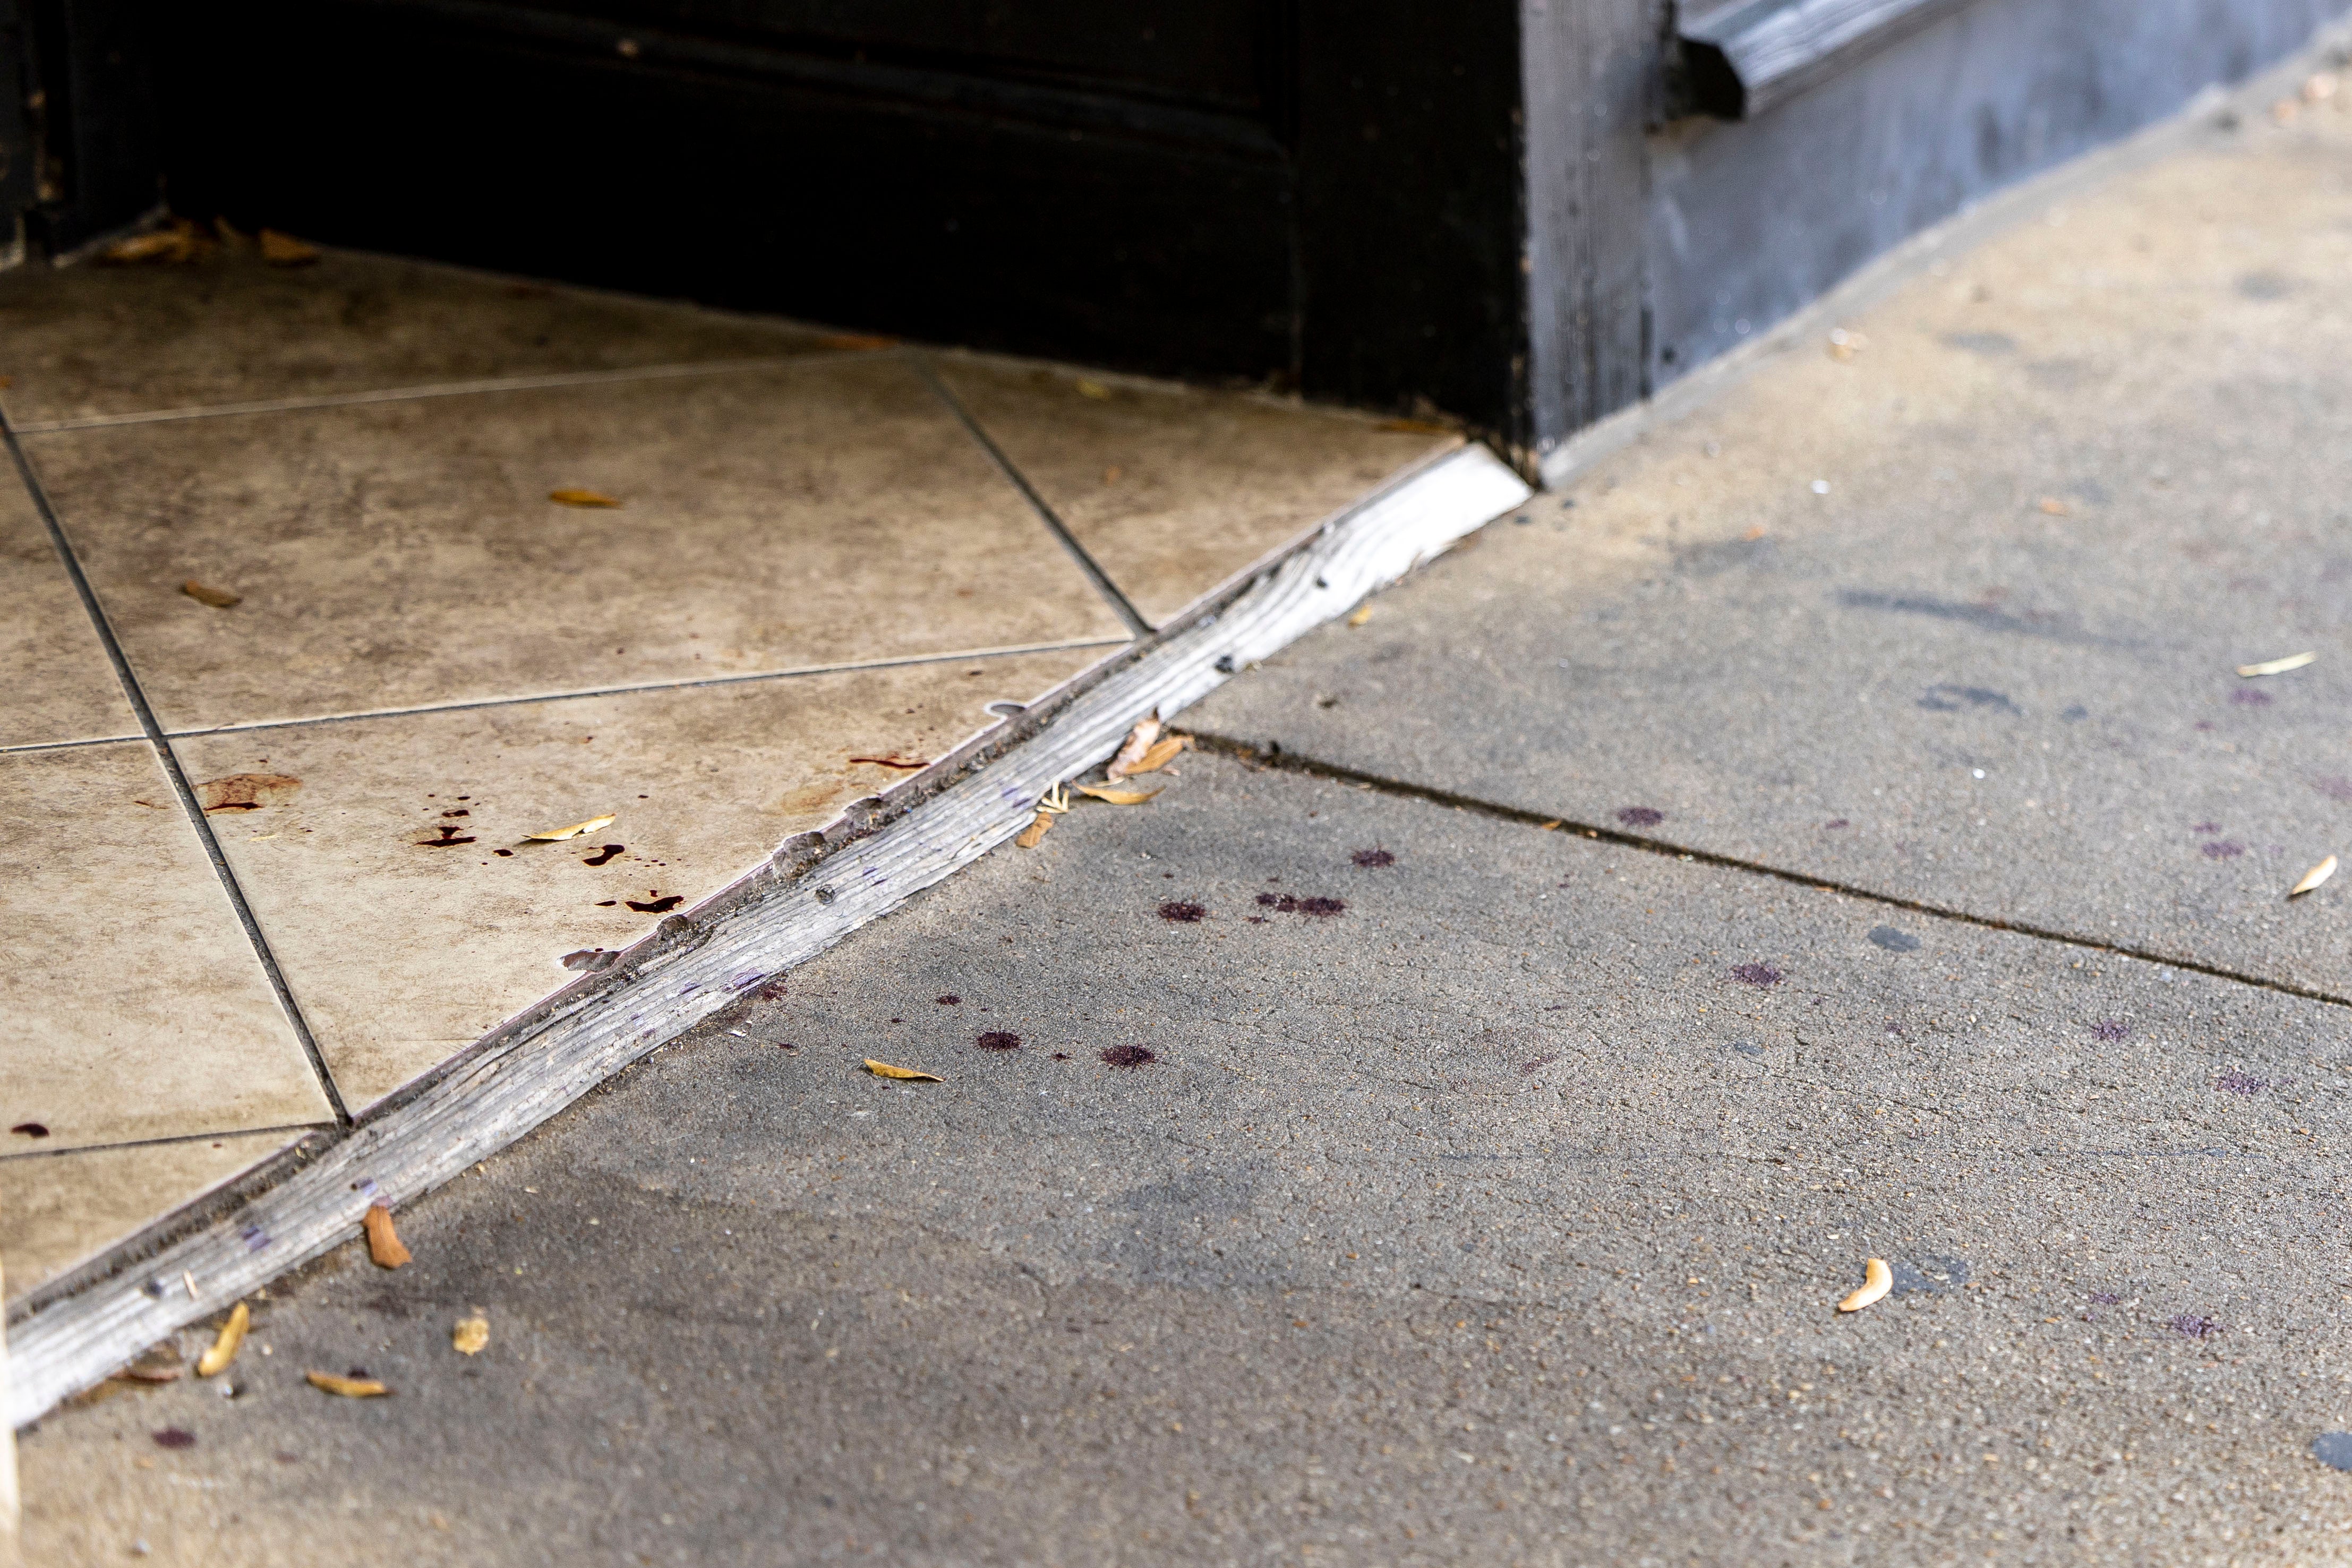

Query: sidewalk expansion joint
<box><xmin>1182</xmin><ymin>731</ymin><xmax>2352</xmax><ymax>1016</ymax></box>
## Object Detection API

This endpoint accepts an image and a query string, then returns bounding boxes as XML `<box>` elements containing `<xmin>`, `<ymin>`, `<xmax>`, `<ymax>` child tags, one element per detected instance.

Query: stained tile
<box><xmin>935</xmin><ymin>355</ymin><xmax>1460</xmax><ymax>627</ymax></box>
<box><xmin>0</xmin><ymin>244</ymin><xmax>833</xmax><ymax>427</ymax></box>
<box><xmin>0</xmin><ymin>1129</ymin><xmax>303</xmax><ymax>1304</ymax></box>
<box><xmin>27</xmin><ymin>355</ymin><xmax>1132</xmax><ymax>731</ymax></box>
<box><xmin>174</xmin><ymin>645</ymin><xmax>1107</xmax><ymax>1110</ymax></box>
<box><xmin>0</xmin><ymin>744</ymin><xmax>336</xmax><ymax>1154</ymax></box>
<box><xmin>0</xmin><ymin>468</ymin><xmax>136</xmax><ymax>749</ymax></box>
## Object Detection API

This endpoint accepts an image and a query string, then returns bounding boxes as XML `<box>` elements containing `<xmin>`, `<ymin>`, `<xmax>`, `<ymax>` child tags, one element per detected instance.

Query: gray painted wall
<box><xmin>1644</xmin><ymin>0</ymin><xmax>2352</xmax><ymax>391</ymax></box>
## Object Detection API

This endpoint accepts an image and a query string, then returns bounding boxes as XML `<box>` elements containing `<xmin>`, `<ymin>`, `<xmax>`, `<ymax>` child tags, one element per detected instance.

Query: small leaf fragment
<box><xmin>1123</xmin><ymin>735</ymin><xmax>1188</xmax><ymax>777</ymax></box>
<box><xmin>1106</xmin><ymin>714</ymin><xmax>1162</xmax><ymax>779</ymax></box>
<box><xmin>451</xmin><ymin>1315</ymin><xmax>490</xmax><ymax>1357</ymax></box>
<box><xmin>2291</xmin><ymin>854</ymin><xmax>2338</xmax><ymax>897</ymax></box>
<box><xmin>363</xmin><ymin>1203</ymin><xmax>411</xmax><ymax>1269</ymax></box>
<box><xmin>1073</xmin><ymin>379</ymin><xmax>1112</xmax><ymax>400</ymax></box>
<box><xmin>1837</xmin><ymin>1257</ymin><xmax>1892</xmax><ymax>1314</ymax></box>
<box><xmin>525</xmin><ymin>813</ymin><xmax>618</xmax><ymax>842</ymax></box>
<box><xmin>258</xmin><ymin>229</ymin><xmax>321</xmax><ymax>266</ymax></box>
<box><xmin>865</xmin><ymin>1059</ymin><xmax>942</xmax><ymax>1082</ymax></box>
<box><xmin>548</xmin><ymin>488</ymin><xmax>622</xmax><ymax>508</ymax></box>
<box><xmin>1015</xmin><ymin>811</ymin><xmax>1054</xmax><ymax>849</ymax></box>
<box><xmin>2237</xmin><ymin>651</ymin><xmax>2316</xmax><ymax>678</ymax></box>
<box><xmin>1075</xmin><ymin>782</ymin><xmax>1161</xmax><ymax>806</ymax></box>
<box><xmin>1346</xmin><ymin>605</ymin><xmax>1374</xmax><ymax>628</ymax></box>
<box><xmin>195</xmin><ymin>1302</ymin><xmax>250</xmax><ymax>1378</ymax></box>
<box><xmin>181</xmin><ymin>579</ymin><xmax>241</xmax><ymax>609</ymax></box>
<box><xmin>306</xmin><ymin>1372</ymin><xmax>389</xmax><ymax>1398</ymax></box>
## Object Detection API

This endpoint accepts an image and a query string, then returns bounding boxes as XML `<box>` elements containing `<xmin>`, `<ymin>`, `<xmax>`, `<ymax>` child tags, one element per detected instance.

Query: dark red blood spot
<box><xmin>152</xmin><ymin>1429</ymin><xmax>195</xmax><ymax>1449</ymax></box>
<box><xmin>1158</xmin><ymin>901</ymin><xmax>1207</xmax><ymax>922</ymax></box>
<box><xmin>1255</xmin><ymin>893</ymin><xmax>1345</xmax><ymax>916</ymax></box>
<box><xmin>2091</xmin><ymin>1019</ymin><xmax>2128</xmax><ymax>1041</ymax></box>
<box><xmin>1729</xmin><ymin>963</ymin><xmax>1783</xmax><ymax>987</ymax></box>
<box><xmin>2200</xmin><ymin>840</ymin><xmax>2244</xmax><ymax>860</ymax></box>
<box><xmin>441</xmin><ymin>808</ymin><xmax>469</xmax><ymax>818</ymax></box>
<box><xmin>1616</xmin><ymin>807</ymin><xmax>1664</xmax><ymax>827</ymax></box>
<box><xmin>583</xmin><ymin>843</ymin><xmax>625</xmax><ymax>866</ymax></box>
<box><xmin>1051</xmin><ymin>1052</ymin><xmax>1071</xmax><ymax>1060</ymax></box>
<box><xmin>417</xmin><ymin>825</ymin><xmax>476</xmax><ymax>847</ymax></box>
<box><xmin>1352</xmin><ymin>849</ymin><xmax>1396</xmax><ymax>868</ymax></box>
<box><xmin>1100</xmin><ymin>1046</ymin><xmax>1156</xmax><ymax>1068</ymax></box>
<box><xmin>889</xmin><ymin>1017</ymin><xmax>902</xmax><ymax>1024</ymax></box>
<box><xmin>10</xmin><ymin>1123</ymin><xmax>47</xmax><ymax>1138</ymax></box>
<box><xmin>977</xmin><ymin>1032</ymin><xmax>1021</xmax><ymax>1050</ymax></box>
<box><xmin>1246</xmin><ymin>915</ymin><xmax>1265</xmax><ymax>923</ymax></box>
<box><xmin>627</xmin><ymin>894</ymin><xmax>683</xmax><ymax>913</ymax></box>
<box><xmin>1823</xmin><ymin>819</ymin><xmax>1849</xmax><ymax>829</ymax></box>
<box><xmin>755</xmin><ymin>980</ymin><xmax>787</xmax><ymax>1000</ymax></box>
<box><xmin>347</xmin><ymin>1366</ymin><xmax>370</xmax><ymax>1379</ymax></box>
<box><xmin>595</xmin><ymin>899</ymin><xmax>618</xmax><ymax>907</ymax></box>
<box><xmin>936</xmin><ymin>995</ymin><xmax>961</xmax><ymax>1005</ymax></box>
<box><xmin>493</xmin><ymin>847</ymin><xmax>514</xmax><ymax>857</ymax></box>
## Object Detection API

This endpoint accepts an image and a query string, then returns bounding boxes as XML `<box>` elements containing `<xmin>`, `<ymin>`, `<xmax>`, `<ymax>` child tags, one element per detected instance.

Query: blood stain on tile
<box><xmin>1100</xmin><ymin>1046</ymin><xmax>1156</xmax><ymax>1068</ymax></box>
<box><xmin>1615</xmin><ymin>807</ymin><xmax>1664</xmax><ymax>827</ymax></box>
<box><xmin>626</xmin><ymin>893</ymin><xmax>682</xmax><ymax>913</ymax></box>
<box><xmin>1729</xmin><ymin>963</ymin><xmax>1783</xmax><ymax>986</ymax></box>
<box><xmin>1158</xmin><ymin>901</ymin><xmax>1207</xmax><ymax>923</ymax></box>
<box><xmin>582</xmin><ymin>844</ymin><xmax>626</xmax><ymax>866</ymax></box>
<box><xmin>1351</xmin><ymin>848</ymin><xmax>1396</xmax><ymax>868</ymax></box>
<box><xmin>976</xmin><ymin>1032</ymin><xmax>1021</xmax><ymax>1051</ymax></box>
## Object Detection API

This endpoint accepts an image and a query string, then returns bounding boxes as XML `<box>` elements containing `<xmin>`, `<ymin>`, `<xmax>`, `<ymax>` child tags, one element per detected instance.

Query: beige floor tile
<box><xmin>1</xmin><ymin>744</ymin><xmax>336</xmax><ymax>1154</ymax></box>
<box><xmin>0</xmin><ymin>472</ymin><xmax>138</xmax><ymax>750</ymax></box>
<box><xmin>174</xmin><ymin>645</ymin><xmax>1108</xmax><ymax>1111</ymax></box>
<box><xmin>0</xmin><ymin>245</ymin><xmax>834</xmax><ymax>427</ymax></box>
<box><xmin>26</xmin><ymin>355</ymin><xmax>1132</xmax><ymax>732</ymax></box>
<box><xmin>0</xmin><ymin>1129</ymin><xmax>302</xmax><ymax>1304</ymax></box>
<box><xmin>935</xmin><ymin>356</ymin><xmax>1460</xmax><ymax>627</ymax></box>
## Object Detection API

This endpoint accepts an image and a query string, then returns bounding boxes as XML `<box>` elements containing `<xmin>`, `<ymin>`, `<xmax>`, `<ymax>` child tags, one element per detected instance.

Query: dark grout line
<box><xmin>909</xmin><ymin>352</ymin><xmax>1156</xmax><ymax>639</ymax></box>
<box><xmin>0</xmin><ymin>1121</ymin><xmax>332</xmax><ymax>1166</ymax></box>
<box><xmin>0</xmin><ymin>419</ymin><xmax>355</xmax><ymax>1126</ymax></box>
<box><xmin>6</xmin><ymin>353</ymin><xmax>848</xmax><ymax>436</ymax></box>
<box><xmin>148</xmin><ymin>636</ymin><xmax>1132</xmax><ymax>742</ymax></box>
<box><xmin>1184</xmin><ymin>729</ymin><xmax>2352</xmax><ymax>1016</ymax></box>
<box><xmin>1</xmin><ymin>732</ymin><xmax>146</xmax><ymax>756</ymax></box>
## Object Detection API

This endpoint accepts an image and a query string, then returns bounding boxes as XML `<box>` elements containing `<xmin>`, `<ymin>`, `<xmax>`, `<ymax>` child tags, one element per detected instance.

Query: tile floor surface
<box><xmin>0</xmin><ymin>250</ymin><xmax>1453</xmax><ymax>1304</ymax></box>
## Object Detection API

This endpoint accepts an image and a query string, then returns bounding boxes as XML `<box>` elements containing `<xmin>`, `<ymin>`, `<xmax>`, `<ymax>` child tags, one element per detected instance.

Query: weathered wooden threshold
<box><xmin>3</xmin><ymin>441</ymin><xmax>1532</xmax><ymax>1429</ymax></box>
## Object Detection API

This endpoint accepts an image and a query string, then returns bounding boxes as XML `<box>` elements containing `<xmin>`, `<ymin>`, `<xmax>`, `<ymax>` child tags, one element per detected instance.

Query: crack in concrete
<box><xmin>1181</xmin><ymin>729</ymin><xmax>2352</xmax><ymax>1017</ymax></box>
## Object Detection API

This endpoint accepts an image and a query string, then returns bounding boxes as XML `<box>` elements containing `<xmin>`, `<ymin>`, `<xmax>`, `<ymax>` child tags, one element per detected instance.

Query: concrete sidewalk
<box><xmin>19</xmin><ymin>57</ymin><xmax>2352</xmax><ymax>1568</ymax></box>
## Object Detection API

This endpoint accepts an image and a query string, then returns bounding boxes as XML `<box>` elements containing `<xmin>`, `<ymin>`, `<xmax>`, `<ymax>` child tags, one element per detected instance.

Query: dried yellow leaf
<box><xmin>2237</xmin><ymin>651</ymin><xmax>2315</xmax><ymax>678</ymax></box>
<box><xmin>1837</xmin><ymin>1257</ymin><xmax>1892</xmax><ymax>1314</ymax></box>
<box><xmin>1122</xmin><ymin>735</ymin><xmax>1188</xmax><ymax>776</ymax></box>
<box><xmin>1075</xmin><ymin>782</ymin><xmax>1161</xmax><ymax>806</ymax></box>
<box><xmin>306</xmin><ymin>1372</ymin><xmax>389</xmax><ymax>1398</ymax></box>
<box><xmin>195</xmin><ymin>1302</ymin><xmax>249</xmax><ymax>1378</ymax></box>
<box><xmin>525</xmin><ymin>813</ymin><xmax>618</xmax><ymax>842</ymax></box>
<box><xmin>258</xmin><ymin>229</ymin><xmax>321</xmax><ymax>266</ymax></box>
<box><xmin>549</xmin><ymin>488</ymin><xmax>622</xmax><ymax>508</ymax></box>
<box><xmin>1015</xmin><ymin>810</ymin><xmax>1054</xmax><ymax>849</ymax></box>
<box><xmin>181</xmin><ymin>579</ymin><xmax>241</xmax><ymax>609</ymax></box>
<box><xmin>865</xmin><ymin>1059</ymin><xmax>942</xmax><ymax>1082</ymax></box>
<box><xmin>1346</xmin><ymin>605</ymin><xmax>1374</xmax><ymax>628</ymax></box>
<box><xmin>1074</xmin><ymin>379</ymin><xmax>1111</xmax><ymax>400</ymax></box>
<box><xmin>451</xmin><ymin>1315</ymin><xmax>490</xmax><ymax>1356</ymax></box>
<box><xmin>1106</xmin><ymin>714</ymin><xmax>1161</xmax><ymax>779</ymax></box>
<box><xmin>102</xmin><ymin>227</ymin><xmax>204</xmax><ymax>265</ymax></box>
<box><xmin>363</xmin><ymin>1202</ymin><xmax>410</xmax><ymax>1269</ymax></box>
<box><xmin>2290</xmin><ymin>854</ymin><xmax>2338</xmax><ymax>897</ymax></box>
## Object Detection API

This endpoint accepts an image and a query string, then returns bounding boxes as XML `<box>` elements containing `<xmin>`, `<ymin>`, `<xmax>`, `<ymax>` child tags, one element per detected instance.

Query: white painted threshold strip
<box><xmin>5</xmin><ymin>441</ymin><xmax>1530</xmax><ymax>1428</ymax></box>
